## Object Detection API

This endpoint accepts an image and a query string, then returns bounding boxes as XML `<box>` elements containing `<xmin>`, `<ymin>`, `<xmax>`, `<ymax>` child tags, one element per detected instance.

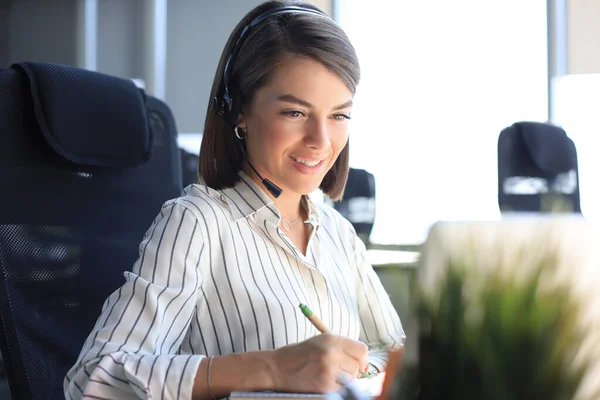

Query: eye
<box><xmin>281</xmin><ymin>110</ymin><xmax>306</xmax><ymax>118</ymax></box>
<box><xmin>332</xmin><ymin>113</ymin><xmax>351</xmax><ymax>121</ymax></box>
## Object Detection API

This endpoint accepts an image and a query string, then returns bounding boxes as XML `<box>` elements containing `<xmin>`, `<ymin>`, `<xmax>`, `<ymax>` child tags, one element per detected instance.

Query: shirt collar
<box><xmin>220</xmin><ymin>171</ymin><xmax>274</xmax><ymax>222</ymax></box>
<box><xmin>302</xmin><ymin>195</ymin><xmax>320</xmax><ymax>228</ymax></box>
<box><xmin>220</xmin><ymin>171</ymin><xmax>320</xmax><ymax>226</ymax></box>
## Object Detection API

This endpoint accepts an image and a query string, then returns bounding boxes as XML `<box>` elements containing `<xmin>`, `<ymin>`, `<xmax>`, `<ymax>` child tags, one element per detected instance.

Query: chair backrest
<box><xmin>333</xmin><ymin>167</ymin><xmax>376</xmax><ymax>244</ymax></box>
<box><xmin>0</xmin><ymin>61</ymin><xmax>182</xmax><ymax>400</ymax></box>
<box><xmin>180</xmin><ymin>147</ymin><xmax>200</xmax><ymax>187</ymax></box>
<box><xmin>498</xmin><ymin>121</ymin><xmax>581</xmax><ymax>213</ymax></box>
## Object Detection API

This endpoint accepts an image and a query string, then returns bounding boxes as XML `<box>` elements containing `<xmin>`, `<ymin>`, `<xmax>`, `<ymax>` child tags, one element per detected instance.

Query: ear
<box><xmin>236</xmin><ymin>110</ymin><xmax>246</xmax><ymax>129</ymax></box>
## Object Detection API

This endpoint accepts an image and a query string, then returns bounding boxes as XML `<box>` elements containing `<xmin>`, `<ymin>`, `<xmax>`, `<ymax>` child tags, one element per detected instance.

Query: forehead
<box><xmin>255</xmin><ymin>57</ymin><xmax>353</xmax><ymax>106</ymax></box>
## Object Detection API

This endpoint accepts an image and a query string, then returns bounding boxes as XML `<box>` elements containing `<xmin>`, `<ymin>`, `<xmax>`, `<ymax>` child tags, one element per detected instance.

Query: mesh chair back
<box><xmin>0</xmin><ymin>62</ymin><xmax>181</xmax><ymax>400</ymax></box>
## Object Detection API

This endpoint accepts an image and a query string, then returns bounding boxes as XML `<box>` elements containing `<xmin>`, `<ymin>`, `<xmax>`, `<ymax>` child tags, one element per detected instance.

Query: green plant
<box><xmin>394</xmin><ymin>237</ymin><xmax>599</xmax><ymax>400</ymax></box>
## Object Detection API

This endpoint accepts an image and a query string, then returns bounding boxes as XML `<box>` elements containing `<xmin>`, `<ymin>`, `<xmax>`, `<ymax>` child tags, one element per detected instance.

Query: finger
<box><xmin>338</xmin><ymin>352</ymin><xmax>360</xmax><ymax>378</ymax></box>
<box><xmin>351</xmin><ymin>355</ymin><xmax>369</xmax><ymax>377</ymax></box>
<box><xmin>360</xmin><ymin>359</ymin><xmax>370</xmax><ymax>374</ymax></box>
<box><xmin>339</xmin><ymin>338</ymin><xmax>369</xmax><ymax>361</ymax></box>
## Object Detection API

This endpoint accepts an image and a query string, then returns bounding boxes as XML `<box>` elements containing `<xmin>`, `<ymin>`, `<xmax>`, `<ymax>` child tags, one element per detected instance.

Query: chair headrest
<box><xmin>12</xmin><ymin>61</ymin><xmax>152</xmax><ymax>168</ymax></box>
<box><xmin>502</xmin><ymin>121</ymin><xmax>576</xmax><ymax>174</ymax></box>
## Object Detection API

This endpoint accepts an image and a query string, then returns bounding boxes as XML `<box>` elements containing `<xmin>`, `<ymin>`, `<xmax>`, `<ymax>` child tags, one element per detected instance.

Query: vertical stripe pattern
<box><xmin>64</xmin><ymin>172</ymin><xmax>405</xmax><ymax>399</ymax></box>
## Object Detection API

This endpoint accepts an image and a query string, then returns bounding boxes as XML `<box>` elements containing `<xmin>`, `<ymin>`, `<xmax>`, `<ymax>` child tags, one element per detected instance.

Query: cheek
<box><xmin>263</xmin><ymin>123</ymin><xmax>300</xmax><ymax>149</ymax></box>
<box><xmin>251</xmin><ymin>128</ymin><xmax>290</xmax><ymax>161</ymax></box>
<box><xmin>331</xmin><ymin>130</ymin><xmax>349</xmax><ymax>156</ymax></box>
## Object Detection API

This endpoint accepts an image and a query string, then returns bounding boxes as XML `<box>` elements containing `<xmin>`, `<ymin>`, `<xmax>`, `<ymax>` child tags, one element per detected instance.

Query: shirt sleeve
<box><xmin>64</xmin><ymin>201</ymin><xmax>205</xmax><ymax>400</ymax></box>
<box><xmin>352</xmin><ymin>231</ymin><xmax>406</xmax><ymax>373</ymax></box>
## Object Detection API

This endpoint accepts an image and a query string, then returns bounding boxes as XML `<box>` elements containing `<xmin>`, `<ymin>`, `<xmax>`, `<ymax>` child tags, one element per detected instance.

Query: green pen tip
<box><xmin>299</xmin><ymin>303</ymin><xmax>312</xmax><ymax>317</ymax></box>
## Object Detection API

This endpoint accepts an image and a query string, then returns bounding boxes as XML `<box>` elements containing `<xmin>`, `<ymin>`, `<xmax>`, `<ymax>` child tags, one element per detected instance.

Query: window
<box><xmin>335</xmin><ymin>0</ymin><xmax>549</xmax><ymax>244</ymax></box>
<box><xmin>551</xmin><ymin>74</ymin><xmax>600</xmax><ymax>221</ymax></box>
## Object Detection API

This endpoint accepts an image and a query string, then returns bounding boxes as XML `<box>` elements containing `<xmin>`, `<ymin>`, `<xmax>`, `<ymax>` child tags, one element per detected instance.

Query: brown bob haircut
<box><xmin>198</xmin><ymin>0</ymin><xmax>360</xmax><ymax>201</ymax></box>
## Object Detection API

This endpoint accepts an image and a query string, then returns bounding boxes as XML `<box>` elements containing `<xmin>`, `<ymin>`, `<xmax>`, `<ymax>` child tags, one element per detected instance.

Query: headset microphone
<box><xmin>234</xmin><ymin>126</ymin><xmax>283</xmax><ymax>198</ymax></box>
<box><xmin>246</xmin><ymin>160</ymin><xmax>283</xmax><ymax>198</ymax></box>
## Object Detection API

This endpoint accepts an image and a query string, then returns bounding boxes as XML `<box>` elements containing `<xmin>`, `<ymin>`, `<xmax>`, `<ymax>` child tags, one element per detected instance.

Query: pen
<box><xmin>298</xmin><ymin>303</ymin><xmax>371</xmax><ymax>378</ymax></box>
<box><xmin>299</xmin><ymin>303</ymin><xmax>330</xmax><ymax>333</ymax></box>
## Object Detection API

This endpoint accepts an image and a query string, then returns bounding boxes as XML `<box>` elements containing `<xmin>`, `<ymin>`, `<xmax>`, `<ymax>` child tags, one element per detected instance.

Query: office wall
<box><xmin>567</xmin><ymin>0</ymin><xmax>600</xmax><ymax>74</ymax></box>
<box><xmin>96</xmin><ymin>0</ymin><xmax>145</xmax><ymax>79</ymax></box>
<box><xmin>5</xmin><ymin>0</ymin><xmax>79</xmax><ymax>66</ymax></box>
<box><xmin>0</xmin><ymin>1</ymin><xmax>10</xmax><ymax>67</ymax></box>
<box><xmin>165</xmin><ymin>0</ymin><xmax>263</xmax><ymax>134</ymax></box>
<box><xmin>2</xmin><ymin>0</ymin><xmax>150</xmax><ymax>79</ymax></box>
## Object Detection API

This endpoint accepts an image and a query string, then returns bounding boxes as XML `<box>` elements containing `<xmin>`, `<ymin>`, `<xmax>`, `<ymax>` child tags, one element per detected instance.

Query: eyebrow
<box><xmin>276</xmin><ymin>94</ymin><xmax>353</xmax><ymax>111</ymax></box>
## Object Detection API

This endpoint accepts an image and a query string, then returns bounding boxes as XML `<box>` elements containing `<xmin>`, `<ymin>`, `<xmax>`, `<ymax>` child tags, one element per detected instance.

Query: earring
<box><xmin>235</xmin><ymin>126</ymin><xmax>247</xmax><ymax>140</ymax></box>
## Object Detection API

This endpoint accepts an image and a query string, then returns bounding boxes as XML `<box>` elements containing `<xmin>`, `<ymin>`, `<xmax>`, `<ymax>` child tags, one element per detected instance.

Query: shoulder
<box><xmin>312</xmin><ymin>200</ymin><xmax>366</xmax><ymax>269</ymax></box>
<box><xmin>161</xmin><ymin>183</ymin><xmax>230</xmax><ymax>226</ymax></box>
<box><xmin>313</xmin><ymin>201</ymin><xmax>356</xmax><ymax>240</ymax></box>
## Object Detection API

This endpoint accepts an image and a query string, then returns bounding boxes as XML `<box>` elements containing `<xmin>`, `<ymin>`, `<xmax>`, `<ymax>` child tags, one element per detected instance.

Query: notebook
<box><xmin>230</xmin><ymin>373</ymin><xmax>386</xmax><ymax>400</ymax></box>
<box><xmin>230</xmin><ymin>393</ymin><xmax>329</xmax><ymax>400</ymax></box>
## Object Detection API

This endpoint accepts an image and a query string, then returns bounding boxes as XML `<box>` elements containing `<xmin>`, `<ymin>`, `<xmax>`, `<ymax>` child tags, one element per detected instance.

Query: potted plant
<box><xmin>391</xmin><ymin>218</ymin><xmax>600</xmax><ymax>400</ymax></box>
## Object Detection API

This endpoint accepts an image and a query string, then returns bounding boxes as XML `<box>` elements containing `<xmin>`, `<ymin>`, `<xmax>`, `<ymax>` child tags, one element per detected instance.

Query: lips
<box><xmin>290</xmin><ymin>156</ymin><xmax>324</xmax><ymax>167</ymax></box>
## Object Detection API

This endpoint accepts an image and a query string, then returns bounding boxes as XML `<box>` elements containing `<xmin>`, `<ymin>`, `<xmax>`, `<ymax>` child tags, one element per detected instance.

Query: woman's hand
<box><xmin>268</xmin><ymin>333</ymin><xmax>369</xmax><ymax>393</ymax></box>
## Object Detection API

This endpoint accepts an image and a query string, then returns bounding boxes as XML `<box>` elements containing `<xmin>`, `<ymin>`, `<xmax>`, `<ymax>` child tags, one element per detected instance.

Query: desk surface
<box><xmin>366</xmin><ymin>250</ymin><xmax>419</xmax><ymax>267</ymax></box>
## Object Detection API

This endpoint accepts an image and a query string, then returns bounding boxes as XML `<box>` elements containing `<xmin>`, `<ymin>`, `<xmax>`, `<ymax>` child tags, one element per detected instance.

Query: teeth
<box><xmin>292</xmin><ymin>157</ymin><xmax>320</xmax><ymax>167</ymax></box>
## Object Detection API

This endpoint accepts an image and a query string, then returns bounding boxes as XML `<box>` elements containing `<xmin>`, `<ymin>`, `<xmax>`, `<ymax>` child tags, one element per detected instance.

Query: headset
<box><xmin>213</xmin><ymin>5</ymin><xmax>330</xmax><ymax>198</ymax></box>
<box><xmin>214</xmin><ymin>5</ymin><xmax>329</xmax><ymax>123</ymax></box>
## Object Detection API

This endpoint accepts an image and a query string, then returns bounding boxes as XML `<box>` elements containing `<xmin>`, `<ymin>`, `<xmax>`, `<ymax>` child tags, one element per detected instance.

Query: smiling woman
<box><xmin>64</xmin><ymin>2</ymin><xmax>404</xmax><ymax>400</ymax></box>
<box><xmin>237</xmin><ymin>57</ymin><xmax>354</xmax><ymax>253</ymax></box>
<box><xmin>239</xmin><ymin>58</ymin><xmax>353</xmax><ymax>208</ymax></box>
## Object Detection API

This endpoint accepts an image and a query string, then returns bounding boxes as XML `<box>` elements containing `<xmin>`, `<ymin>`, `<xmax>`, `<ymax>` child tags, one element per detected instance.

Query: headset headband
<box><xmin>213</xmin><ymin>5</ymin><xmax>330</xmax><ymax>127</ymax></box>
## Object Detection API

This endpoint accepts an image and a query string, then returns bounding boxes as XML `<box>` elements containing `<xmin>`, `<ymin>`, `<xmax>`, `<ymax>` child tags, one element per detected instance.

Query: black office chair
<box><xmin>333</xmin><ymin>167</ymin><xmax>376</xmax><ymax>245</ymax></box>
<box><xmin>498</xmin><ymin>121</ymin><xmax>581</xmax><ymax>213</ymax></box>
<box><xmin>180</xmin><ymin>147</ymin><xmax>200</xmax><ymax>187</ymax></box>
<box><xmin>0</xmin><ymin>61</ymin><xmax>182</xmax><ymax>400</ymax></box>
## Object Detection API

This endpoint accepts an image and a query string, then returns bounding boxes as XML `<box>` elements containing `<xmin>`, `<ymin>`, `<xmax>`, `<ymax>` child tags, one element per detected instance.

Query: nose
<box><xmin>305</xmin><ymin>118</ymin><xmax>331</xmax><ymax>150</ymax></box>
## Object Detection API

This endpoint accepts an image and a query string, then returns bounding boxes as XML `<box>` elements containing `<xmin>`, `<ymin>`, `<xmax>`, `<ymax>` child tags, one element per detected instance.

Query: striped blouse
<box><xmin>64</xmin><ymin>171</ymin><xmax>405</xmax><ymax>400</ymax></box>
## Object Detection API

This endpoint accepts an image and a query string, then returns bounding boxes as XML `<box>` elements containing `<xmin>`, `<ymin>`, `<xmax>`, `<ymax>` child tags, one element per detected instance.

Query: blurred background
<box><xmin>1</xmin><ymin>0</ymin><xmax>598</xmax><ymax>246</ymax></box>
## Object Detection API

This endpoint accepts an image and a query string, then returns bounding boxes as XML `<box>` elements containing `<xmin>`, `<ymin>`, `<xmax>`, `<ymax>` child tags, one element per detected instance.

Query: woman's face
<box><xmin>238</xmin><ymin>57</ymin><xmax>353</xmax><ymax>197</ymax></box>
